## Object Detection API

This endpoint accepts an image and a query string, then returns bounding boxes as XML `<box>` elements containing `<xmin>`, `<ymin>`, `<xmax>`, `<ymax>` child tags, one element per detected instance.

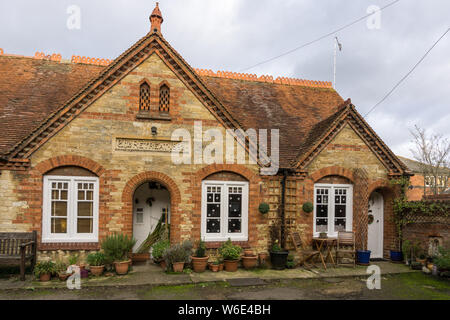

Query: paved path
<box><xmin>0</xmin><ymin>261</ymin><xmax>414</xmax><ymax>291</ymax></box>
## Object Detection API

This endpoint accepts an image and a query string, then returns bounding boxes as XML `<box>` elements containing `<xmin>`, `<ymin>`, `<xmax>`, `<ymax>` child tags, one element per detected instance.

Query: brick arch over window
<box><xmin>310</xmin><ymin>166</ymin><xmax>355</xmax><ymax>183</ymax></box>
<box><xmin>31</xmin><ymin>155</ymin><xmax>106</xmax><ymax>250</ymax></box>
<box><xmin>121</xmin><ymin>171</ymin><xmax>181</xmax><ymax>243</ymax></box>
<box><xmin>35</xmin><ymin>155</ymin><xmax>105</xmax><ymax>176</ymax></box>
<box><xmin>191</xmin><ymin>164</ymin><xmax>262</xmax><ymax>248</ymax></box>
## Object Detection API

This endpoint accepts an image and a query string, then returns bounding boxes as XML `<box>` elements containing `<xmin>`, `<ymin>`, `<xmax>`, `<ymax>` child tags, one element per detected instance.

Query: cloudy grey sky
<box><xmin>1</xmin><ymin>0</ymin><xmax>448</xmax><ymax>159</ymax></box>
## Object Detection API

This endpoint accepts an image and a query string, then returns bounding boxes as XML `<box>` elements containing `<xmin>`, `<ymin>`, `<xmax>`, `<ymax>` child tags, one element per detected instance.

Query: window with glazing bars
<box><xmin>139</xmin><ymin>82</ymin><xmax>151</xmax><ymax>111</ymax></box>
<box><xmin>159</xmin><ymin>85</ymin><xmax>170</xmax><ymax>112</ymax></box>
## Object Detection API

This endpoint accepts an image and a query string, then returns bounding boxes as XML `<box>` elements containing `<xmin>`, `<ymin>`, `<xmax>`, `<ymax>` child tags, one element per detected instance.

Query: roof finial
<box><xmin>150</xmin><ymin>2</ymin><xmax>163</xmax><ymax>34</ymax></box>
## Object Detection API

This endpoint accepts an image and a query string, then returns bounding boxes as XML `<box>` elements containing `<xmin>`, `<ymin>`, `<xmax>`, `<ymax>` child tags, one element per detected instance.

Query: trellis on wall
<box><xmin>353</xmin><ymin>168</ymin><xmax>370</xmax><ymax>250</ymax></box>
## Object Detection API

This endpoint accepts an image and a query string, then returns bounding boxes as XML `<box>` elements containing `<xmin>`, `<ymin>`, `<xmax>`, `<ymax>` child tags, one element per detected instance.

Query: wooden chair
<box><xmin>290</xmin><ymin>232</ymin><xmax>319</xmax><ymax>268</ymax></box>
<box><xmin>335</xmin><ymin>231</ymin><xmax>356</xmax><ymax>267</ymax></box>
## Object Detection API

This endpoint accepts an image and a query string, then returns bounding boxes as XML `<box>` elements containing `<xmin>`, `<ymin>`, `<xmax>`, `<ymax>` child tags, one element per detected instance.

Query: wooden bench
<box><xmin>0</xmin><ymin>231</ymin><xmax>37</xmax><ymax>280</ymax></box>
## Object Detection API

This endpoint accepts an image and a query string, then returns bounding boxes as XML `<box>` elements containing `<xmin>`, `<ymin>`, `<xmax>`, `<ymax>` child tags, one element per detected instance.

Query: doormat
<box><xmin>226</xmin><ymin>278</ymin><xmax>267</xmax><ymax>287</ymax></box>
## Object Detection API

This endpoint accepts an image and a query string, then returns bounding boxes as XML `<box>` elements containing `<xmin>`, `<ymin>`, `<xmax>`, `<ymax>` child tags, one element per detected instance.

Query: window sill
<box><xmin>136</xmin><ymin>111</ymin><xmax>171</xmax><ymax>121</ymax></box>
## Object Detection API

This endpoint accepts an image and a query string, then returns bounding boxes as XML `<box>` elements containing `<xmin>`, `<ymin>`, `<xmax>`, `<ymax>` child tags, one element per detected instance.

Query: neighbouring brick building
<box><xmin>0</xmin><ymin>4</ymin><xmax>412</xmax><ymax>261</ymax></box>
<box><xmin>397</xmin><ymin>156</ymin><xmax>450</xmax><ymax>201</ymax></box>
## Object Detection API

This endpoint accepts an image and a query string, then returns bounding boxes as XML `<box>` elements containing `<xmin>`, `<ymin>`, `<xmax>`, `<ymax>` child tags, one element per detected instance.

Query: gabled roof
<box><xmin>292</xmin><ymin>100</ymin><xmax>410</xmax><ymax>176</ymax></box>
<box><xmin>0</xmin><ymin>31</ymin><xmax>250</xmax><ymax>162</ymax></box>
<box><xmin>0</xmin><ymin>33</ymin><xmax>409</xmax><ymax>176</ymax></box>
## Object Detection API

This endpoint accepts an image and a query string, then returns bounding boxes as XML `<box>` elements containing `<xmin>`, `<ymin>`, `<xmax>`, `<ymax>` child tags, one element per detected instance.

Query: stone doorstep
<box><xmin>0</xmin><ymin>262</ymin><xmax>416</xmax><ymax>291</ymax></box>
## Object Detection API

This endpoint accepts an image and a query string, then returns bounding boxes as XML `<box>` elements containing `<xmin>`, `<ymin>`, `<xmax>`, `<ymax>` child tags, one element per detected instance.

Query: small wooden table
<box><xmin>312</xmin><ymin>237</ymin><xmax>337</xmax><ymax>270</ymax></box>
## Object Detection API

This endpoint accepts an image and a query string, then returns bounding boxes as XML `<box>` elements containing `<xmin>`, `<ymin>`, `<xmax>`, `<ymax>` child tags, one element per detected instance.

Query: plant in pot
<box><xmin>163</xmin><ymin>243</ymin><xmax>188</xmax><ymax>273</ymax></box>
<box><xmin>102</xmin><ymin>233</ymin><xmax>136</xmax><ymax>275</ymax></box>
<box><xmin>55</xmin><ymin>260</ymin><xmax>70</xmax><ymax>281</ymax></box>
<box><xmin>242</xmin><ymin>248</ymin><xmax>258</xmax><ymax>270</ymax></box>
<box><xmin>218</xmin><ymin>238</ymin><xmax>242</xmax><ymax>272</ymax></box>
<box><xmin>151</xmin><ymin>240</ymin><xmax>170</xmax><ymax>269</ymax></box>
<box><xmin>210</xmin><ymin>260</ymin><xmax>220</xmax><ymax>272</ymax></box>
<box><xmin>191</xmin><ymin>240</ymin><xmax>209</xmax><ymax>273</ymax></box>
<box><xmin>402</xmin><ymin>240</ymin><xmax>412</xmax><ymax>265</ymax></box>
<box><xmin>34</xmin><ymin>261</ymin><xmax>56</xmax><ymax>282</ymax></box>
<box><xmin>87</xmin><ymin>252</ymin><xmax>106</xmax><ymax>276</ymax></box>
<box><xmin>270</xmin><ymin>240</ymin><xmax>289</xmax><ymax>270</ymax></box>
<box><xmin>434</xmin><ymin>246</ymin><xmax>450</xmax><ymax>277</ymax></box>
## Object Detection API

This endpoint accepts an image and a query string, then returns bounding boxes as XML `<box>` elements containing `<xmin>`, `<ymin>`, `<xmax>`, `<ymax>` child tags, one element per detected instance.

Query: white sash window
<box><xmin>201</xmin><ymin>180</ymin><xmax>249</xmax><ymax>241</ymax></box>
<box><xmin>313</xmin><ymin>184</ymin><xmax>353</xmax><ymax>237</ymax></box>
<box><xmin>42</xmin><ymin>176</ymin><xmax>99</xmax><ymax>243</ymax></box>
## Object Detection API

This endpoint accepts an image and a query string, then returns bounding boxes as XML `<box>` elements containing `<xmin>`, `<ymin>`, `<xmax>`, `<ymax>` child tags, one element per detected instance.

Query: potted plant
<box><xmin>163</xmin><ymin>243</ymin><xmax>189</xmax><ymax>273</ymax></box>
<box><xmin>210</xmin><ymin>260</ymin><xmax>220</xmax><ymax>272</ymax></box>
<box><xmin>270</xmin><ymin>240</ymin><xmax>289</xmax><ymax>270</ymax></box>
<box><xmin>402</xmin><ymin>240</ymin><xmax>412</xmax><ymax>265</ymax></box>
<box><xmin>434</xmin><ymin>247</ymin><xmax>450</xmax><ymax>276</ymax></box>
<box><xmin>151</xmin><ymin>240</ymin><xmax>170</xmax><ymax>269</ymax></box>
<box><xmin>87</xmin><ymin>252</ymin><xmax>106</xmax><ymax>276</ymax></box>
<box><xmin>242</xmin><ymin>248</ymin><xmax>258</xmax><ymax>270</ymax></box>
<box><xmin>34</xmin><ymin>261</ymin><xmax>56</xmax><ymax>282</ymax></box>
<box><xmin>55</xmin><ymin>260</ymin><xmax>70</xmax><ymax>281</ymax></box>
<box><xmin>102</xmin><ymin>233</ymin><xmax>136</xmax><ymax>275</ymax></box>
<box><xmin>191</xmin><ymin>240</ymin><xmax>209</xmax><ymax>273</ymax></box>
<box><xmin>218</xmin><ymin>238</ymin><xmax>242</xmax><ymax>272</ymax></box>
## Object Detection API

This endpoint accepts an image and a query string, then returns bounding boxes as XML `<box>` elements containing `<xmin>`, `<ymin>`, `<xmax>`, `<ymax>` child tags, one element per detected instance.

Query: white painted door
<box><xmin>368</xmin><ymin>191</ymin><xmax>384</xmax><ymax>259</ymax></box>
<box><xmin>132</xmin><ymin>185</ymin><xmax>170</xmax><ymax>253</ymax></box>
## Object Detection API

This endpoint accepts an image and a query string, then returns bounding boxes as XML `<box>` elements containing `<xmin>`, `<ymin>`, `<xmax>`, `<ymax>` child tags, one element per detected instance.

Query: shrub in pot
<box><xmin>87</xmin><ymin>252</ymin><xmax>106</xmax><ymax>276</ymax></box>
<box><xmin>55</xmin><ymin>261</ymin><xmax>70</xmax><ymax>281</ymax></box>
<box><xmin>163</xmin><ymin>243</ymin><xmax>189</xmax><ymax>273</ymax></box>
<box><xmin>191</xmin><ymin>240</ymin><xmax>209</xmax><ymax>273</ymax></box>
<box><xmin>218</xmin><ymin>238</ymin><xmax>242</xmax><ymax>272</ymax></box>
<box><xmin>34</xmin><ymin>261</ymin><xmax>56</xmax><ymax>282</ymax></box>
<box><xmin>151</xmin><ymin>240</ymin><xmax>170</xmax><ymax>268</ymax></box>
<box><xmin>434</xmin><ymin>246</ymin><xmax>450</xmax><ymax>275</ymax></box>
<box><xmin>270</xmin><ymin>240</ymin><xmax>288</xmax><ymax>270</ymax></box>
<box><xmin>102</xmin><ymin>233</ymin><xmax>136</xmax><ymax>275</ymax></box>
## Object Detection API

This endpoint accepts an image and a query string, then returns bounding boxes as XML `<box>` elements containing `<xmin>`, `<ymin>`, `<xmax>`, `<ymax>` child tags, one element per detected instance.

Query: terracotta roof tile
<box><xmin>0</xmin><ymin>56</ymin><xmax>103</xmax><ymax>155</ymax></box>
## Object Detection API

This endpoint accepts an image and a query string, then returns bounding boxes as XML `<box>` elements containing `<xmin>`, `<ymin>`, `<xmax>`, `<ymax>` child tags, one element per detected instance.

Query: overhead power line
<box><xmin>364</xmin><ymin>27</ymin><xmax>450</xmax><ymax>118</ymax></box>
<box><xmin>239</xmin><ymin>0</ymin><xmax>401</xmax><ymax>72</ymax></box>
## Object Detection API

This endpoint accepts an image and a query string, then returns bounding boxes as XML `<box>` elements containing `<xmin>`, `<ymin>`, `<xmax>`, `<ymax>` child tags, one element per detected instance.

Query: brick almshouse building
<box><xmin>0</xmin><ymin>4</ymin><xmax>412</xmax><ymax>260</ymax></box>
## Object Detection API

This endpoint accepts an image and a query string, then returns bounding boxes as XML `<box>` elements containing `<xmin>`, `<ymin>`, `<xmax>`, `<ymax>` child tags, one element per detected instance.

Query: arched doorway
<box><xmin>132</xmin><ymin>181</ymin><xmax>170</xmax><ymax>253</ymax></box>
<box><xmin>368</xmin><ymin>190</ymin><xmax>384</xmax><ymax>259</ymax></box>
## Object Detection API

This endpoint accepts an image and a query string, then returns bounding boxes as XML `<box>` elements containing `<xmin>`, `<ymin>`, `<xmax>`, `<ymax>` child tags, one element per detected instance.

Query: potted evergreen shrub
<box><xmin>87</xmin><ymin>252</ymin><xmax>106</xmax><ymax>276</ymax></box>
<box><xmin>151</xmin><ymin>240</ymin><xmax>170</xmax><ymax>269</ymax></box>
<box><xmin>270</xmin><ymin>240</ymin><xmax>289</xmax><ymax>270</ymax></box>
<box><xmin>102</xmin><ymin>233</ymin><xmax>136</xmax><ymax>275</ymax></box>
<box><xmin>191</xmin><ymin>240</ymin><xmax>209</xmax><ymax>273</ymax></box>
<box><xmin>218</xmin><ymin>238</ymin><xmax>242</xmax><ymax>272</ymax></box>
<box><xmin>163</xmin><ymin>243</ymin><xmax>189</xmax><ymax>273</ymax></box>
<box><xmin>34</xmin><ymin>261</ymin><xmax>56</xmax><ymax>282</ymax></box>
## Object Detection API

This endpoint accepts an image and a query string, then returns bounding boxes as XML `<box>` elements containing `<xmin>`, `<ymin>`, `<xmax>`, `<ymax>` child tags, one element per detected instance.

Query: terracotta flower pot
<box><xmin>224</xmin><ymin>260</ymin><xmax>239</xmax><ymax>272</ymax></box>
<box><xmin>114</xmin><ymin>260</ymin><xmax>131</xmax><ymax>275</ymax></box>
<box><xmin>242</xmin><ymin>256</ymin><xmax>258</xmax><ymax>269</ymax></box>
<box><xmin>58</xmin><ymin>272</ymin><xmax>70</xmax><ymax>281</ymax></box>
<box><xmin>244</xmin><ymin>249</ymin><xmax>254</xmax><ymax>257</ymax></box>
<box><xmin>191</xmin><ymin>256</ymin><xmax>209</xmax><ymax>273</ymax></box>
<box><xmin>160</xmin><ymin>260</ymin><xmax>167</xmax><ymax>270</ymax></box>
<box><xmin>90</xmin><ymin>265</ymin><xmax>105</xmax><ymax>276</ymax></box>
<box><xmin>210</xmin><ymin>264</ymin><xmax>220</xmax><ymax>272</ymax></box>
<box><xmin>172</xmin><ymin>262</ymin><xmax>185</xmax><ymax>273</ymax></box>
<box><xmin>219</xmin><ymin>263</ymin><xmax>224</xmax><ymax>271</ymax></box>
<box><xmin>258</xmin><ymin>252</ymin><xmax>269</xmax><ymax>266</ymax></box>
<box><xmin>39</xmin><ymin>273</ymin><xmax>51</xmax><ymax>282</ymax></box>
<box><xmin>132</xmin><ymin>253</ymin><xmax>150</xmax><ymax>263</ymax></box>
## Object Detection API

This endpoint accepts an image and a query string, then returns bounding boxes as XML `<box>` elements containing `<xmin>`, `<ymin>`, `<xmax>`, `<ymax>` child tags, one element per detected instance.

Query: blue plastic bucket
<box><xmin>357</xmin><ymin>250</ymin><xmax>371</xmax><ymax>265</ymax></box>
<box><xmin>390</xmin><ymin>250</ymin><xmax>403</xmax><ymax>262</ymax></box>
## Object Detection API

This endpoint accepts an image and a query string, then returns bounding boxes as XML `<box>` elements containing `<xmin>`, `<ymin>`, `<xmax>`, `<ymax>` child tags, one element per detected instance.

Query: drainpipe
<box><xmin>280</xmin><ymin>169</ymin><xmax>288</xmax><ymax>249</ymax></box>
